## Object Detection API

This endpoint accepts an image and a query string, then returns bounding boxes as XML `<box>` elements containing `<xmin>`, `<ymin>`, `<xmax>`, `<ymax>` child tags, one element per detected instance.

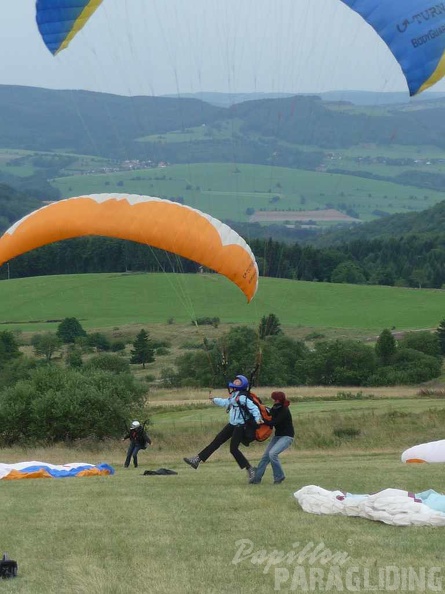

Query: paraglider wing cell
<box><xmin>0</xmin><ymin>194</ymin><xmax>259</xmax><ymax>302</ymax></box>
<box><xmin>340</xmin><ymin>0</ymin><xmax>445</xmax><ymax>95</ymax></box>
<box><xmin>36</xmin><ymin>0</ymin><xmax>104</xmax><ymax>55</ymax></box>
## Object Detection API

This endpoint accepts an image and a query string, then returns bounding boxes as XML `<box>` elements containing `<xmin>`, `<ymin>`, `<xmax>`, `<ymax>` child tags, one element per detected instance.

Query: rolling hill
<box><xmin>0</xmin><ymin>272</ymin><xmax>442</xmax><ymax>334</ymax></box>
<box><xmin>1</xmin><ymin>85</ymin><xmax>445</xmax><ymax>243</ymax></box>
<box><xmin>315</xmin><ymin>198</ymin><xmax>445</xmax><ymax>245</ymax></box>
<box><xmin>2</xmin><ymin>85</ymin><xmax>445</xmax><ymax>159</ymax></box>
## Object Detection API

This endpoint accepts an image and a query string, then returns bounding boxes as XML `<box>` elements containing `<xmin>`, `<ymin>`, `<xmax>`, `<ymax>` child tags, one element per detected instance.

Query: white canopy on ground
<box><xmin>401</xmin><ymin>439</ymin><xmax>445</xmax><ymax>464</ymax></box>
<box><xmin>294</xmin><ymin>485</ymin><xmax>445</xmax><ymax>527</ymax></box>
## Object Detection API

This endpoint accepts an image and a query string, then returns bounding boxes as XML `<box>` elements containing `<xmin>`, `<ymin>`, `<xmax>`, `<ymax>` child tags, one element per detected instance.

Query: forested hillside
<box><xmin>0</xmin><ymin>86</ymin><xmax>445</xmax><ymax>287</ymax></box>
<box><xmin>2</xmin><ymin>85</ymin><xmax>445</xmax><ymax>158</ymax></box>
<box><xmin>0</xmin><ymin>184</ymin><xmax>43</xmax><ymax>229</ymax></box>
<box><xmin>0</xmin><ymin>86</ymin><xmax>222</xmax><ymax>157</ymax></box>
<box><xmin>2</xmin><ymin>198</ymin><xmax>444</xmax><ymax>289</ymax></box>
<box><xmin>316</xmin><ymin>199</ymin><xmax>445</xmax><ymax>245</ymax></box>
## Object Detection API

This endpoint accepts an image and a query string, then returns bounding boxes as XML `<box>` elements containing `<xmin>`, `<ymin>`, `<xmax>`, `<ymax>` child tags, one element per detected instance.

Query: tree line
<box><xmin>0</xmin><ymin>315</ymin><xmax>443</xmax><ymax>444</ymax></box>
<box><xmin>162</xmin><ymin>315</ymin><xmax>445</xmax><ymax>388</ymax></box>
<box><xmin>3</xmin><ymin>233</ymin><xmax>445</xmax><ymax>289</ymax></box>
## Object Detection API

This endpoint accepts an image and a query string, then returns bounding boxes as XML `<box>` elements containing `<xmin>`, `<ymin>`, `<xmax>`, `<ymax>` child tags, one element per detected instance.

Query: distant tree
<box><xmin>399</xmin><ymin>331</ymin><xmax>441</xmax><ymax>359</ymax></box>
<box><xmin>258</xmin><ymin>313</ymin><xmax>282</xmax><ymax>339</ymax></box>
<box><xmin>218</xmin><ymin>326</ymin><xmax>259</xmax><ymax>381</ymax></box>
<box><xmin>0</xmin><ymin>331</ymin><xmax>21</xmax><ymax>363</ymax></box>
<box><xmin>260</xmin><ymin>335</ymin><xmax>309</xmax><ymax>385</ymax></box>
<box><xmin>65</xmin><ymin>346</ymin><xmax>83</xmax><ymax>369</ymax></box>
<box><xmin>57</xmin><ymin>318</ymin><xmax>87</xmax><ymax>344</ymax></box>
<box><xmin>130</xmin><ymin>330</ymin><xmax>154</xmax><ymax>368</ymax></box>
<box><xmin>87</xmin><ymin>332</ymin><xmax>111</xmax><ymax>352</ymax></box>
<box><xmin>297</xmin><ymin>339</ymin><xmax>377</xmax><ymax>386</ymax></box>
<box><xmin>174</xmin><ymin>350</ymin><xmax>216</xmax><ymax>387</ymax></box>
<box><xmin>111</xmin><ymin>340</ymin><xmax>126</xmax><ymax>352</ymax></box>
<box><xmin>410</xmin><ymin>268</ymin><xmax>428</xmax><ymax>288</ymax></box>
<box><xmin>436</xmin><ymin>319</ymin><xmax>445</xmax><ymax>356</ymax></box>
<box><xmin>0</xmin><ymin>356</ymin><xmax>36</xmax><ymax>388</ymax></box>
<box><xmin>31</xmin><ymin>333</ymin><xmax>62</xmax><ymax>362</ymax></box>
<box><xmin>331</xmin><ymin>262</ymin><xmax>366</xmax><ymax>284</ymax></box>
<box><xmin>375</xmin><ymin>329</ymin><xmax>397</xmax><ymax>365</ymax></box>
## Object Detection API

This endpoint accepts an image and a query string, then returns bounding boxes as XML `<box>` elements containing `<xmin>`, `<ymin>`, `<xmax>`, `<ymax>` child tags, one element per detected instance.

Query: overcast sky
<box><xmin>2</xmin><ymin>0</ymin><xmax>445</xmax><ymax>99</ymax></box>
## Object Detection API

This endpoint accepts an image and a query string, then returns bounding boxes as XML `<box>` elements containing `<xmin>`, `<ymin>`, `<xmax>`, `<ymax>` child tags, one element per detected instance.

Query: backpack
<box><xmin>0</xmin><ymin>554</ymin><xmax>17</xmax><ymax>579</ymax></box>
<box><xmin>235</xmin><ymin>391</ymin><xmax>273</xmax><ymax>444</ymax></box>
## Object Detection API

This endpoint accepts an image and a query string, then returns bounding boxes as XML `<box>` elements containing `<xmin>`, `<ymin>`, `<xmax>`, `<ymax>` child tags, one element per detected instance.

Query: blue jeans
<box><xmin>125</xmin><ymin>443</ymin><xmax>144</xmax><ymax>467</ymax></box>
<box><xmin>254</xmin><ymin>436</ymin><xmax>294</xmax><ymax>482</ymax></box>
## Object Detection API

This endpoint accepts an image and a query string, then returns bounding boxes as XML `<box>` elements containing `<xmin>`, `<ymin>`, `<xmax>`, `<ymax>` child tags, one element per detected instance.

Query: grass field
<box><xmin>50</xmin><ymin>162</ymin><xmax>445</xmax><ymax>224</ymax></box>
<box><xmin>0</xmin><ymin>273</ymin><xmax>443</xmax><ymax>335</ymax></box>
<box><xmin>1</xmin><ymin>272</ymin><xmax>445</xmax><ymax>592</ymax></box>
<box><xmin>1</xmin><ymin>435</ymin><xmax>445</xmax><ymax>593</ymax></box>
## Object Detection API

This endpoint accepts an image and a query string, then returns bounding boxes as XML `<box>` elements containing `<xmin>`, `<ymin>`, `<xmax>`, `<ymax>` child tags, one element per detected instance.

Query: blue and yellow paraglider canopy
<box><xmin>341</xmin><ymin>0</ymin><xmax>445</xmax><ymax>95</ymax></box>
<box><xmin>35</xmin><ymin>0</ymin><xmax>445</xmax><ymax>96</ymax></box>
<box><xmin>36</xmin><ymin>0</ymin><xmax>103</xmax><ymax>56</ymax></box>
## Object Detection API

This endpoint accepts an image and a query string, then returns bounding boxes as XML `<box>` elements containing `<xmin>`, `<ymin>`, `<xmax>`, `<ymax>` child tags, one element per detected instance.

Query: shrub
<box><xmin>417</xmin><ymin>388</ymin><xmax>445</xmax><ymax>398</ymax></box>
<box><xmin>84</xmin><ymin>354</ymin><xmax>130</xmax><ymax>374</ymax></box>
<box><xmin>152</xmin><ymin>339</ymin><xmax>172</xmax><ymax>349</ymax></box>
<box><xmin>297</xmin><ymin>339</ymin><xmax>377</xmax><ymax>386</ymax></box>
<box><xmin>367</xmin><ymin>349</ymin><xmax>442</xmax><ymax>385</ymax></box>
<box><xmin>398</xmin><ymin>331</ymin><xmax>441</xmax><ymax>359</ymax></box>
<box><xmin>65</xmin><ymin>347</ymin><xmax>83</xmax><ymax>369</ymax></box>
<box><xmin>0</xmin><ymin>366</ymin><xmax>146</xmax><ymax>445</ymax></box>
<box><xmin>193</xmin><ymin>317</ymin><xmax>220</xmax><ymax>328</ymax></box>
<box><xmin>333</xmin><ymin>427</ymin><xmax>361</xmax><ymax>439</ymax></box>
<box><xmin>110</xmin><ymin>341</ymin><xmax>126</xmax><ymax>352</ymax></box>
<box><xmin>304</xmin><ymin>332</ymin><xmax>325</xmax><ymax>341</ymax></box>
<box><xmin>0</xmin><ymin>356</ymin><xmax>37</xmax><ymax>388</ymax></box>
<box><xmin>87</xmin><ymin>332</ymin><xmax>111</xmax><ymax>352</ymax></box>
<box><xmin>156</xmin><ymin>347</ymin><xmax>171</xmax><ymax>356</ymax></box>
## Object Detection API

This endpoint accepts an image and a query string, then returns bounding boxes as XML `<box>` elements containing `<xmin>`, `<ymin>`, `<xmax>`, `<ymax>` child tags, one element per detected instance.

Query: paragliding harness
<box><xmin>235</xmin><ymin>390</ymin><xmax>272</xmax><ymax>446</ymax></box>
<box><xmin>230</xmin><ymin>365</ymin><xmax>272</xmax><ymax>446</ymax></box>
<box><xmin>0</xmin><ymin>554</ymin><xmax>17</xmax><ymax>579</ymax></box>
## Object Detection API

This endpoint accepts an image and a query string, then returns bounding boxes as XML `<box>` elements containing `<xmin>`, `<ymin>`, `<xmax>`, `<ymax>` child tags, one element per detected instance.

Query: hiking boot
<box><xmin>247</xmin><ymin>466</ymin><xmax>257</xmax><ymax>483</ymax></box>
<box><xmin>183</xmin><ymin>455</ymin><xmax>201</xmax><ymax>469</ymax></box>
<box><xmin>273</xmin><ymin>476</ymin><xmax>285</xmax><ymax>484</ymax></box>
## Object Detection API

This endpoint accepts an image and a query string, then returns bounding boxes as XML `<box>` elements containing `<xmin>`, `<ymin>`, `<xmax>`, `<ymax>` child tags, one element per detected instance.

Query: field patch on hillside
<box><xmin>249</xmin><ymin>208</ymin><xmax>359</xmax><ymax>222</ymax></box>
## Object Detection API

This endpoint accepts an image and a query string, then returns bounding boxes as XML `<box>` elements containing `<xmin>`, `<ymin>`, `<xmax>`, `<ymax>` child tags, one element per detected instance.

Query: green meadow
<box><xmin>137</xmin><ymin>119</ymin><xmax>244</xmax><ymax>143</ymax></box>
<box><xmin>50</xmin><ymin>162</ymin><xmax>445</xmax><ymax>223</ymax></box>
<box><xmin>0</xmin><ymin>272</ymin><xmax>443</xmax><ymax>333</ymax></box>
<box><xmin>1</xmin><ymin>273</ymin><xmax>445</xmax><ymax>592</ymax></box>
<box><xmin>1</xmin><ymin>443</ymin><xmax>444</xmax><ymax>593</ymax></box>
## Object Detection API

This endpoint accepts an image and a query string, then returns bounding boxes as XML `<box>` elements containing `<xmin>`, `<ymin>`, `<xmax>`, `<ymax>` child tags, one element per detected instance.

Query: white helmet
<box><xmin>131</xmin><ymin>420</ymin><xmax>141</xmax><ymax>429</ymax></box>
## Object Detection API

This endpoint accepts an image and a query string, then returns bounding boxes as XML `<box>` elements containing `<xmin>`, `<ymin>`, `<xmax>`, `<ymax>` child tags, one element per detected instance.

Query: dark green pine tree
<box><xmin>436</xmin><ymin>319</ymin><xmax>445</xmax><ymax>356</ymax></box>
<box><xmin>258</xmin><ymin>313</ymin><xmax>282</xmax><ymax>340</ymax></box>
<box><xmin>375</xmin><ymin>328</ymin><xmax>397</xmax><ymax>364</ymax></box>
<box><xmin>0</xmin><ymin>330</ymin><xmax>21</xmax><ymax>362</ymax></box>
<box><xmin>130</xmin><ymin>329</ymin><xmax>154</xmax><ymax>368</ymax></box>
